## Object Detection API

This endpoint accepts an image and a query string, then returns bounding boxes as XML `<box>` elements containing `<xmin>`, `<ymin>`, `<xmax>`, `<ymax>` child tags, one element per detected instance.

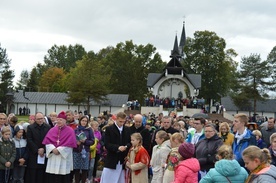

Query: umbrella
<box><xmin>191</xmin><ymin>113</ymin><xmax>209</xmax><ymax>119</ymax></box>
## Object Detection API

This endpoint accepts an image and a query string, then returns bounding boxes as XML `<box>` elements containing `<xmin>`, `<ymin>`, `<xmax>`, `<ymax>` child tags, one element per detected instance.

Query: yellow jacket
<box><xmin>90</xmin><ymin>138</ymin><xmax>99</xmax><ymax>159</ymax></box>
<box><xmin>218</xmin><ymin>132</ymin><xmax>234</xmax><ymax>146</ymax></box>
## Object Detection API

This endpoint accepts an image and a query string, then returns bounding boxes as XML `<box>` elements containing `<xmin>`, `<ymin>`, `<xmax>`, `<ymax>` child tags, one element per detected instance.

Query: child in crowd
<box><xmin>172</xmin><ymin>142</ymin><xmax>200</xmax><ymax>183</ymax></box>
<box><xmin>88</xmin><ymin>121</ymin><xmax>101</xmax><ymax>182</ymax></box>
<box><xmin>252</xmin><ymin>130</ymin><xmax>266</xmax><ymax>149</ymax></box>
<box><xmin>200</xmin><ymin>145</ymin><xmax>248</xmax><ymax>183</ymax></box>
<box><xmin>125</xmin><ymin>133</ymin><xmax>150</xmax><ymax>183</ymax></box>
<box><xmin>269</xmin><ymin>133</ymin><xmax>276</xmax><ymax>166</ymax></box>
<box><xmin>12</xmin><ymin>125</ymin><xmax>28</xmax><ymax>183</ymax></box>
<box><xmin>242</xmin><ymin>146</ymin><xmax>276</xmax><ymax>182</ymax></box>
<box><xmin>0</xmin><ymin>126</ymin><xmax>16</xmax><ymax>182</ymax></box>
<box><xmin>88</xmin><ymin>135</ymin><xmax>98</xmax><ymax>183</ymax></box>
<box><xmin>163</xmin><ymin>133</ymin><xmax>184</xmax><ymax>183</ymax></box>
<box><xmin>150</xmin><ymin>130</ymin><xmax>171</xmax><ymax>183</ymax></box>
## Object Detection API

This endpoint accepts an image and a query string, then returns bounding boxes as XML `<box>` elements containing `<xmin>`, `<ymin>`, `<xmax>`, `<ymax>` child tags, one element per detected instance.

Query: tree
<box><xmin>0</xmin><ymin>44</ymin><xmax>15</xmax><ymax>112</ymax></box>
<box><xmin>182</xmin><ymin>31</ymin><xmax>238</xmax><ymax>104</ymax></box>
<box><xmin>266</xmin><ymin>45</ymin><xmax>276</xmax><ymax>90</ymax></box>
<box><xmin>44</xmin><ymin>44</ymin><xmax>87</xmax><ymax>72</ymax></box>
<box><xmin>233</xmin><ymin>54</ymin><xmax>274</xmax><ymax>115</ymax></box>
<box><xmin>100</xmin><ymin>40</ymin><xmax>166</xmax><ymax>103</ymax></box>
<box><xmin>26</xmin><ymin>63</ymin><xmax>48</xmax><ymax>92</ymax></box>
<box><xmin>66</xmin><ymin>53</ymin><xmax>110</xmax><ymax>113</ymax></box>
<box><xmin>38</xmin><ymin>67</ymin><xmax>66</xmax><ymax>92</ymax></box>
<box><xmin>16</xmin><ymin>70</ymin><xmax>29</xmax><ymax>90</ymax></box>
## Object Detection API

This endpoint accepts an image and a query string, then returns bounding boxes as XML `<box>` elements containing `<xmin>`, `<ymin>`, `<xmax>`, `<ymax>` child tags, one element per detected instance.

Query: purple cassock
<box><xmin>42</xmin><ymin>125</ymin><xmax>77</xmax><ymax>148</ymax></box>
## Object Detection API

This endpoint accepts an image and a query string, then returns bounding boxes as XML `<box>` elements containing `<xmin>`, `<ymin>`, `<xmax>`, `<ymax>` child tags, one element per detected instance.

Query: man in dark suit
<box><xmin>130</xmin><ymin>114</ymin><xmax>151</xmax><ymax>154</ymax></box>
<box><xmin>26</xmin><ymin>112</ymin><xmax>51</xmax><ymax>183</ymax></box>
<box><xmin>100</xmin><ymin>112</ymin><xmax>131</xmax><ymax>183</ymax></box>
<box><xmin>151</xmin><ymin>115</ymin><xmax>179</xmax><ymax>147</ymax></box>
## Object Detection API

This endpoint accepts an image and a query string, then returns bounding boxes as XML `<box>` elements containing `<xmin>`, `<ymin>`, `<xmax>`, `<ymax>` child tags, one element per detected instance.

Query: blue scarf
<box><xmin>78</xmin><ymin>125</ymin><xmax>86</xmax><ymax>131</ymax></box>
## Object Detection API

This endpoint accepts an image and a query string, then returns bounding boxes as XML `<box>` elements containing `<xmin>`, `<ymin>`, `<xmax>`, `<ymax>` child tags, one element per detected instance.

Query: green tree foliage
<box><xmin>44</xmin><ymin>44</ymin><xmax>87</xmax><ymax>72</ymax></box>
<box><xmin>100</xmin><ymin>40</ymin><xmax>166</xmax><ymax>103</ymax></box>
<box><xmin>66</xmin><ymin>53</ymin><xmax>110</xmax><ymax>112</ymax></box>
<box><xmin>16</xmin><ymin>70</ymin><xmax>29</xmax><ymax>90</ymax></box>
<box><xmin>232</xmin><ymin>54</ymin><xmax>274</xmax><ymax>114</ymax></box>
<box><xmin>38</xmin><ymin>67</ymin><xmax>66</xmax><ymax>92</ymax></box>
<box><xmin>182</xmin><ymin>31</ymin><xmax>238</xmax><ymax>103</ymax></box>
<box><xmin>26</xmin><ymin>63</ymin><xmax>48</xmax><ymax>92</ymax></box>
<box><xmin>0</xmin><ymin>44</ymin><xmax>15</xmax><ymax>112</ymax></box>
<box><xmin>266</xmin><ymin>45</ymin><xmax>276</xmax><ymax>89</ymax></box>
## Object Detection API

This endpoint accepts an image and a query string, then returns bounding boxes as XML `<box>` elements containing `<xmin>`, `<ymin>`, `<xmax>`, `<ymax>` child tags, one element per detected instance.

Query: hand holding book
<box><xmin>76</xmin><ymin>132</ymin><xmax>87</xmax><ymax>141</ymax></box>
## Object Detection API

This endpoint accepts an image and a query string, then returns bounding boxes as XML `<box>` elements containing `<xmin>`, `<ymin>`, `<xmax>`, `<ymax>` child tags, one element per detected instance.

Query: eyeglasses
<box><xmin>36</xmin><ymin>118</ymin><xmax>44</xmax><ymax>120</ymax></box>
<box><xmin>0</xmin><ymin>118</ymin><xmax>6</xmax><ymax>120</ymax></box>
<box><xmin>205</xmin><ymin>131</ymin><xmax>215</xmax><ymax>133</ymax></box>
<box><xmin>193</xmin><ymin>123</ymin><xmax>201</xmax><ymax>125</ymax></box>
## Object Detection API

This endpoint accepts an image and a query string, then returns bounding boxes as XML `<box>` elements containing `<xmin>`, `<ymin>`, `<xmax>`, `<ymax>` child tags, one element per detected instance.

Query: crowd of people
<box><xmin>0</xmin><ymin>110</ymin><xmax>276</xmax><ymax>183</ymax></box>
<box><xmin>145</xmin><ymin>96</ymin><xmax>206</xmax><ymax>110</ymax></box>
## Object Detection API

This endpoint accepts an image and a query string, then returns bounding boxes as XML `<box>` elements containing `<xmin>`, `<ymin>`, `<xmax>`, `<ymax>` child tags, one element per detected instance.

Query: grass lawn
<box><xmin>17</xmin><ymin>115</ymin><xmax>30</xmax><ymax>122</ymax></box>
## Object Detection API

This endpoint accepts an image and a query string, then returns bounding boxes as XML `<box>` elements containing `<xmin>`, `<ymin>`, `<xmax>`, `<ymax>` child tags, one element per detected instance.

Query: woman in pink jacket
<box><xmin>171</xmin><ymin>142</ymin><xmax>200</xmax><ymax>183</ymax></box>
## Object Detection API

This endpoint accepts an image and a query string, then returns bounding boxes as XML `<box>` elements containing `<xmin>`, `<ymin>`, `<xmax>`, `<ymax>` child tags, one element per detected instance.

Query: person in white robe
<box><xmin>42</xmin><ymin>111</ymin><xmax>77</xmax><ymax>183</ymax></box>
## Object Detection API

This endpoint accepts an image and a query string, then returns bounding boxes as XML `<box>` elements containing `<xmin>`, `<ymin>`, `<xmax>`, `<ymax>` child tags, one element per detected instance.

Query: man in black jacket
<box><xmin>129</xmin><ymin>114</ymin><xmax>151</xmax><ymax>154</ymax></box>
<box><xmin>151</xmin><ymin>115</ymin><xmax>179</xmax><ymax>147</ymax></box>
<box><xmin>100</xmin><ymin>112</ymin><xmax>131</xmax><ymax>183</ymax></box>
<box><xmin>26</xmin><ymin>112</ymin><xmax>51</xmax><ymax>183</ymax></box>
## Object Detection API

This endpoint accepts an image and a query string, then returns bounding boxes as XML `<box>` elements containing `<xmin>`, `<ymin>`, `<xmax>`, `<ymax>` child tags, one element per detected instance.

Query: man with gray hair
<box><xmin>261</xmin><ymin>117</ymin><xmax>276</xmax><ymax>147</ymax></box>
<box><xmin>26</xmin><ymin>112</ymin><xmax>51</xmax><ymax>183</ymax></box>
<box><xmin>129</xmin><ymin>114</ymin><xmax>151</xmax><ymax>154</ymax></box>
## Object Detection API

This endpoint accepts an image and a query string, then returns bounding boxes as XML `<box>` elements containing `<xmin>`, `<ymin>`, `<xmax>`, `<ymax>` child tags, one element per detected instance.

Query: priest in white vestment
<box><xmin>42</xmin><ymin>111</ymin><xmax>77</xmax><ymax>183</ymax></box>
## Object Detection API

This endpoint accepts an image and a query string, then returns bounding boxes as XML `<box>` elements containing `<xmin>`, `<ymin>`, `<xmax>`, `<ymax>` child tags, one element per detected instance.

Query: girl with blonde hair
<box><xmin>242</xmin><ymin>146</ymin><xmax>276</xmax><ymax>182</ymax></box>
<box><xmin>150</xmin><ymin>130</ymin><xmax>171</xmax><ymax>183</ymax></box>
<box><xmin>125</xmin><ymin>133</ymin><xmax>150</xmax><ymax>183</ymax></box>
<box><xmin>163</xmin><ymin>133</ymin><xmax>184</xmax><ymax>183</ymax></box>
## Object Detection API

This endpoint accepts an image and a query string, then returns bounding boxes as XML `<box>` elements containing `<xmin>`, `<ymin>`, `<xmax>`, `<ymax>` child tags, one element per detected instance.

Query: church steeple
<box><xmin>179</xmin><ymin>21</ymin><xmax>186</xmax><ymax>57</ymax></box>
<box><xmin>170</xmin><ymin>35</ymin><xmax>181</xmax><ymax>58</ymax></box>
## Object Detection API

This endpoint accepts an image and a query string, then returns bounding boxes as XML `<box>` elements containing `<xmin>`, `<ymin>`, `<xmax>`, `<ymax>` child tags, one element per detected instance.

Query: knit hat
<box><xmin>14</xmin><ymin>125</ymin><xmax>24</xmax><ymax>135</ymax></box>
<box><xmin>57</xmin><ymin>111</ymin><xmax>67</xmax><ymax>120</ymax></box>
<box><xmin>178</xmin><ymin>142</ymin><xmax>195</xmax><ymax>160</ymax></box>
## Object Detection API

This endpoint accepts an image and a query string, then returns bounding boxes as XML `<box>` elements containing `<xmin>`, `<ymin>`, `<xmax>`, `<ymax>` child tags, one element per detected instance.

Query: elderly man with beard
<box><xmin>66</xmin><ymin>110</ymin><xmax>78</xmax><ymax>130</ymax></box>
<box><xmin>129</xmin><ymin>114</ymin><xmax>151</xmax><ymax>154</ymax></box>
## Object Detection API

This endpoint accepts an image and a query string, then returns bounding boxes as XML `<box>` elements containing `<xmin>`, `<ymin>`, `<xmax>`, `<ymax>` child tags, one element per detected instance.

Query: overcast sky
<box><xmin>0</xmin><ymin>0</ymin><xmax>275</xmax><ymax>84</ymax></box>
